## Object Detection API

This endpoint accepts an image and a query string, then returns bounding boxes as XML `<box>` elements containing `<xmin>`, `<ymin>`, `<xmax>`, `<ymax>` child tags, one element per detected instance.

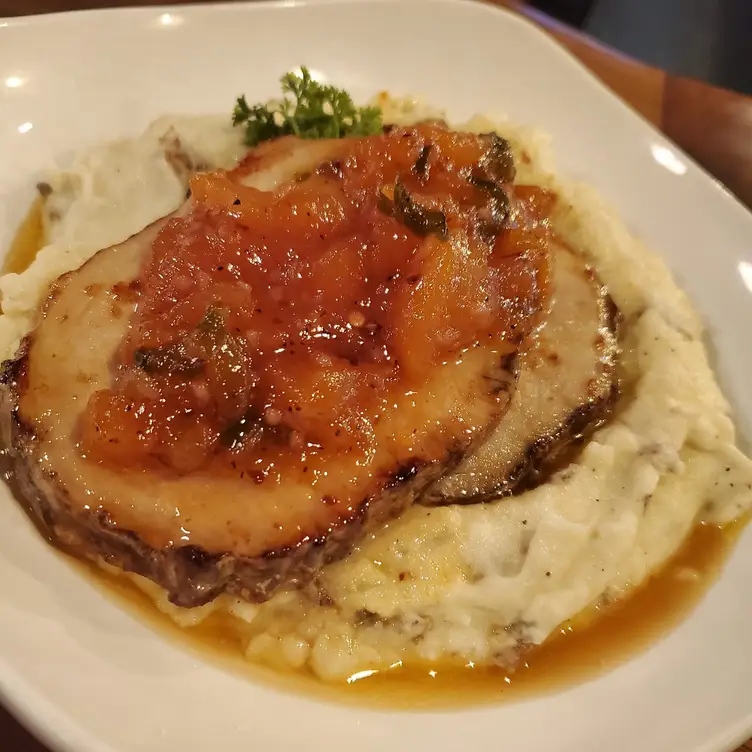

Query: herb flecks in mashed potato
<box><xmin>232</xmin><ymin>67</ymin><xmax>382</xmax><ymax>146</ymax></box>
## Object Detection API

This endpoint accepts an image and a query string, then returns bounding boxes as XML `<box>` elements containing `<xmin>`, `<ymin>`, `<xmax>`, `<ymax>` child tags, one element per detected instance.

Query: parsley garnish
<box><xmin>232</xmin><ymin>67</ymin><xmax>382</xmax><ymax>147</ymax></box>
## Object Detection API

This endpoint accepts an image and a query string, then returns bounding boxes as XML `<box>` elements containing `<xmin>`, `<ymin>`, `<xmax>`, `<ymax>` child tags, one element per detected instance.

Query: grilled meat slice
<box><xmin>427</xmin><ymin>242</ymin><xmax>618</xmax><ymax>503</ymax></box>
<box><xmin>0</xmin><ymin>129</ymin><xmax>549</xmax><ymax>607</ymax></box>
<box><xmin>0</xmin><ymin>264</ymin><xmax>515</xmax><ymax>605</ymax></box>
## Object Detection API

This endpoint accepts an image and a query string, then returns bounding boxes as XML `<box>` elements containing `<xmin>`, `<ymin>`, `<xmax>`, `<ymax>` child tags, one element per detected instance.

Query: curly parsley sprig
<box><xmin>232</xmin><ymin>67</ymin><xmax>383</xmax><ymax>147</ymax></box>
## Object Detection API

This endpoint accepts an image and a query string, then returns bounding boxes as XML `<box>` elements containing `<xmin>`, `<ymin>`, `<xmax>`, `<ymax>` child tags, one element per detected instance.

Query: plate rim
<box><xmin>1</xmin><ymin>0</ymin><xmax>749</xmax><ymax>224</ymax></box>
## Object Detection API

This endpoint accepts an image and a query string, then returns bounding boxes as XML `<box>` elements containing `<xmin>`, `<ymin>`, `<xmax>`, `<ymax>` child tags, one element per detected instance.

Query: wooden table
<box><xmin>1</xmin><ymin>1</ymin><xmax>751</xmax><ymax>751</ymax></box>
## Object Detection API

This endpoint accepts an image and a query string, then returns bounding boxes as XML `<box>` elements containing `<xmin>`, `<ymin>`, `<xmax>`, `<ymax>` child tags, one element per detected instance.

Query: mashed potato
<box><xmin>2</xmin><ymin>96</ymin><xmax>751</xmax><ymax>681</ymax></box>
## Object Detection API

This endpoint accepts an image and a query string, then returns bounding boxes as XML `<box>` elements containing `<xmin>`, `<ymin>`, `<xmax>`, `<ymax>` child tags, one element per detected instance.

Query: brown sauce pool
<box><xmin>4</xmin><ymin>197</ymin><xmax>749</xmax><ymax>709</ymax></box>
<box><xmin>2</xmin><ymin>197</ymin><xmax>45</xmax><ymax>277</ymax></box>
<box><xmin>81</xmin><ymin>520</ymin><xmax>744</xmax><ymax>710</ymax></box>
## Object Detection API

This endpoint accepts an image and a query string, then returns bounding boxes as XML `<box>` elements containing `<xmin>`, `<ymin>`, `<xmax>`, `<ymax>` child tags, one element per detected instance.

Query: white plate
<box><xmin>1</xmin><ymin>1</ymin><xmax>752</xmax><ymax>751</ymax></box>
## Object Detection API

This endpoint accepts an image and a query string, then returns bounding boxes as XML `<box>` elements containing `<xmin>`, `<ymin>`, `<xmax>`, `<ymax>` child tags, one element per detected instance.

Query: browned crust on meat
<box><xmin>0</xmin><ymin>336</ymin><xmax>516</xmax><ymax>608</ymax></box>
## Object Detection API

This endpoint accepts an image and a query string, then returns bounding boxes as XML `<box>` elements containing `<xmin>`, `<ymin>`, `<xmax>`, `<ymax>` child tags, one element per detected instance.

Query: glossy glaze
<box><xmin>81</xmin><ymin>127</ymin><xmax>550</xmax><ymax>478</ymax></box>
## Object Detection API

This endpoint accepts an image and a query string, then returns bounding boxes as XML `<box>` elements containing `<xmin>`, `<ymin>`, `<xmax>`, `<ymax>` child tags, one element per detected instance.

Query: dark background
<box><xmin>533</xmin><ymin>0</ymin><xmax>752</xmax><ymax>95</ymax></box>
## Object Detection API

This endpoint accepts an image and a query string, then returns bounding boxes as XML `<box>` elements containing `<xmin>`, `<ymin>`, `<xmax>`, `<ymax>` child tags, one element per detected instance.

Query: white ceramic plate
<box><xmin>2</xmin><ymin>1</ymin><xmax>752</xmax><ymax>750</ymax></box>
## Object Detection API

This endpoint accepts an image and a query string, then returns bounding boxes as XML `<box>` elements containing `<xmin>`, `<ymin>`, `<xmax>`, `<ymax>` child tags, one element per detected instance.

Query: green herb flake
<box><xmin>220</xmin><ymin>410</ymin><xmax>263</xmax><ymax>451</ymax></box>
<box><xmin>196</xmin><ymin>305</ymin><xmax>226</xmax><ymax>338</ymax></box>
<box><xmin>380</xmin><ymin>177</ymin><xmax>448</xmax><ymax>240</ymax></box>
<box><xmin>232</xmin><ymin>67</ymin><xmax>382</xmax><ymax>147</ymax></box>
<box><xmin>133</xmin><ymin>344</ymin><xmax>204</xmax><ymax>377</ymax></box>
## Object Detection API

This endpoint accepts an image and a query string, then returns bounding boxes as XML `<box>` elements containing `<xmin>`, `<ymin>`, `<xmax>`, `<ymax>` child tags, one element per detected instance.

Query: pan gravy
<box><xmin>79</xmin><ymin>519</ymin><xmax>744</xmax><ymax>709</ymax></box>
